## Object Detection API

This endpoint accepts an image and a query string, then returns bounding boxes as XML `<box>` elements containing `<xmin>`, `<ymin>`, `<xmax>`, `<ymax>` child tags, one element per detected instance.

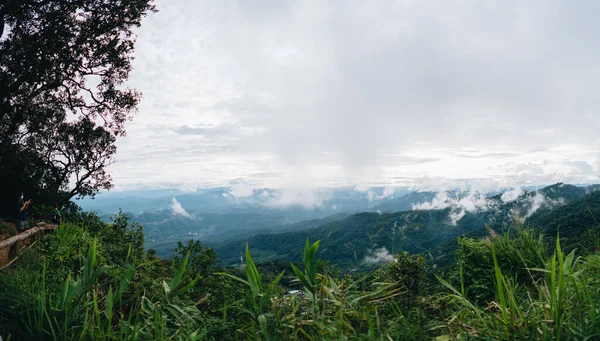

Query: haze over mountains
<box><xmin>78</xmin><ymin>183</ymin><xmax>600</xmax><ymax>263</ymax></box>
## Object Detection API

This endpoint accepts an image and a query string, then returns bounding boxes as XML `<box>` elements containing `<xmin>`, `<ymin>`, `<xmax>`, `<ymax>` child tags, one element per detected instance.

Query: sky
<box><xmin>108</xmin><ymin>0</ymin><xmax>600</xmax><ymax>192</ymax></box>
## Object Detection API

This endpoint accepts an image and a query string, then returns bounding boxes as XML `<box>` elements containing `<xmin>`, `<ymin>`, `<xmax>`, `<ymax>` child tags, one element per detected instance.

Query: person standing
<box><xmin>52</xmin><ymin>204</ymin><xmax>61</xmax><ymax>225</ymax></box>
<box><xmin>15</xmin><ymin>193</ymin><xmax>31</xmax><ymax>232</ymax></box>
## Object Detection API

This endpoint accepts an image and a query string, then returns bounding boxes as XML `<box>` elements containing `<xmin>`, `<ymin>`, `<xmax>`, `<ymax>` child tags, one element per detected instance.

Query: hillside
<box><xmin>146</xmin><ymin>213</ymin><xmax>349</xmax><ymax>257</ymax></box>
<box><xmin>4</xmin><ymin>207</ymin><xmax>600</xmax><ymax>340</ymax></box>
<box><xmin>371</xmin><ymin>191</ymin><xmax>436</xmax><ymax>212</ymax></box>
<box><xmin>214</xmin><ymin>183</ymin><xmax>599</xmax><ymax>267</ymax></box>
<box><xmin>3</xmin><ymin>184</ymin><xmax>600</xmax><ymax>340</ymax></box>
<box><xmin>93</xmin><ymin>189</ymin><xmax>452</xmax><ymax>258</ymax></box>
<box><xmin>429</xmin><ymin>184</ymin><xmax>600</xmax><ymax>270</ymax></box>
<box><xmin>526</xmin><ymin>189</ymin><xmax>600</xmax><ymax>252</ymax></box>
<box><xmin>215</xmin><ymin>209</ymin><xmax>489</xmax><ymax>267</ymax></box>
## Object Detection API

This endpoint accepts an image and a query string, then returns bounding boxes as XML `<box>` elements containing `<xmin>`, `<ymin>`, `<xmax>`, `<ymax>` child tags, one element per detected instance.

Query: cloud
<box><xmin>522</xmin><ymin>192</ymin><xmax>565</xmax><ymax>220</ymax></box>
<box><xmin>354</xmin><ymin>184</ymin><xmax>371</xmax><ymax>193</ymax></box>
<box><xmin>501</xmin><ymin>188</ymin><xmax>523</xmax><ymax>203</ymax></box>
<box><xmin>448</xmin><ymin>210</ymin><xmax>467</xmax><ymax>225</ymax></box>
<box><xmin>366</xmin><ymin>186</ymin><xmax>396</xmax><ymax>201</ymax></box>
<box><xmin>226</xmin><ymin>179</ymin><xmax>254</xmax><ymax>197</ymax></box>
<box><xmin>170</xmin><ymin>197</ymin><xmax>194</xmax><ymax>219</ymax></box>
<box><xmin>568</xmin><ymin>161</ymin><xmax>594</xmax><ymax>174</ymax></box>
<box><xmin>413</xmin><ymin>190</ymin><xmax>498</xmax><ymax>225</ymax></box>
<box><xmin>411</xmin><ymin>185</ymin><xmax>567</xmax><ymax>224</ymax></box>
<box><xmin>364</xmin><ymin>247</ymin><xmax>395</xmax><ymax>264</ymax></box>
<box><xmin>101</xmin><ymin>0</ymin><xmax>600</xmax><ymax>190</ymax></box>
<box><xmin>265</xmin><ymin>188</ymin><xmax>325</xmax><ymax>208</ymax></box>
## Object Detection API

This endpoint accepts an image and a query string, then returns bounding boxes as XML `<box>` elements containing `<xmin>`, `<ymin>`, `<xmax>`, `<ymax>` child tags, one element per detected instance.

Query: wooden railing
<box><xmin>0</xmin><ymin>222</ymin><xmax>57</xmax><ymax>270</ymax></box>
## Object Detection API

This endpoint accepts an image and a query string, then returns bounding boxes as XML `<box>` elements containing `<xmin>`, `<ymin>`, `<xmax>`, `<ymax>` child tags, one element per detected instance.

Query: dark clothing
<box><xmin>15</xmin><ymin>200</ymin><xmax>28</xmax><ymax>232</ymax></box>
<box><xmin>15</xmin><ymin>200</ymin><xmax>27</xmax><ymax>221</ymax></box>
<box><xmin>16</xmin><ymin>220</ymin><xmax>29</xmax><ymax>231</ymax></box>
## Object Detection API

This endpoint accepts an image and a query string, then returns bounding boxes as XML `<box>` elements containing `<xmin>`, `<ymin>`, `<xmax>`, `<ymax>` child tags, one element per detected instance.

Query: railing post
<box><xmin>8</xmin><ymin>241</ymin><xmax>18</xmax><ymax>259</ymax></box>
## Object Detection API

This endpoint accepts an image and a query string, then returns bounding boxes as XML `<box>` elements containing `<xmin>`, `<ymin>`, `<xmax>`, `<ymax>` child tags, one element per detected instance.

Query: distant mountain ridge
<box><xmin>213</xmin><ymin>183</ymin><xmax>600</xmax><ymax>267</ymax></box>
<box><xmin>85</xmin><ymin>187</ymin><xmax>448</xmax><ymax>257</ymax></box>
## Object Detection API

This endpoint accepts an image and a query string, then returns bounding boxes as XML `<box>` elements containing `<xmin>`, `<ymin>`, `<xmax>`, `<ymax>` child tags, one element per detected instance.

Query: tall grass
<box><xmin>222</xmin><ymin>239</ymin><xmax>410</xmax><ymax>340</ymax></box>
<box><xmin>0</xmin><ymin>225</ymin><xmax>204</xmax><ymax>340</ymax></box>
<box><xmin>438</xmin><ymin>228</ymin><xmax>600</xmax><ymax>340</ymax></box>
<box><xmin>3</xmin><ymin>222</ymin><xmax>600</xmax><ymax>340</ymax></box>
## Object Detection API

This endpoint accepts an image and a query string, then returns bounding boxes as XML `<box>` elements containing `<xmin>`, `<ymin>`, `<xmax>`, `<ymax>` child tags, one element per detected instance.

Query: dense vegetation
<box><xmin>214</xmin><ymin>209</ymin><xmax>486</xmax><ymax>267</ymax></box>
<box><xmin>429</xmin><ymin>187</ymin><xmax>600</xmax><ymax>270</ymax></box>
<box><xmin>140</xmin><ymin>212</ymin><xmax>349</xmax><ymax>258</ymax></box>
<box><xmin>214</xmin><ymin>183</ymin><xmax>599</xmax><ymax>268</ymax></box>
<box><xmin>2</xmin><ymin>191</ymin><xmax>600</xmax><ymax>339</ymax></box>
<box><xmin>82</xmin><ymin>187</ymin><xmax>437</xmax><ymax>259</ymax></box>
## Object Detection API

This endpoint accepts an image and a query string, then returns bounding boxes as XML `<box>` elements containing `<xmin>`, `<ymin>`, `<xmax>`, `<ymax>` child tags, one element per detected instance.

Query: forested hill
<box><xmin>214</xmin><ymin>183</ymin><xmax>600</xmax><ymax>267</ymax></box>
<box><xmin>428</xmin><ymin>185</ymin><xmax>600</xmax><ymax>270</ymax></box>
<box><xmin>214</xmin><ymin>209</ymin><xmax>487</xmax><ymax>267</ymax></box>
<box><xmin>526</xmin><ymin>189</ymin><xmax>600</xmax><ymax>252</ymax></box>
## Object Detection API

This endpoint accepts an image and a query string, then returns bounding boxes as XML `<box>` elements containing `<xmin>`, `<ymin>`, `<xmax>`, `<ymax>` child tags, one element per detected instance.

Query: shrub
<box><xmin>439</xmin><ymin>237</ymin><xmax>600</xmax><ymax>340</ymax></box>
<box><xmin>453</xmin><ymin>225</ymin><xmax>548</xmax><ymax>302</ymax></box>
<box><xmin>0</xmin><ymin>219</ymin><xmax>17</xmax><ymax>236</ymax></box>
<box><xmin>386</xmin><ymin>251</ymin><xmax>427</xmax><ymax>304</ymax></box>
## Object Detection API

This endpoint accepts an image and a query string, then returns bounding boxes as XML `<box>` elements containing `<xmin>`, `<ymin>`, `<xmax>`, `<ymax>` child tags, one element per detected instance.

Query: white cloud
<box><xmin>522</xmin><ymin>192</ymin><xmax>565</xmax><ymax>220</ymax></box>
<box><xmin>265</xmin><ymin>188</ymin><xmax>324</xmax><ymax>208</ymax></box>
<box><xmin>364</xmin><ymin>247</ymin><xmax>395</xmax><ymax>264</ymax></box>
<box><xmin>227</xmin><ymin>179</ymin><xmax>254</xmax><ymax>197</ymax></box>
<box><xmin>413</xmin><ymin>190</ymin><xmax>498</xmax><ymax>225</ymax></box>
<box><xmin>170</xmin><ymin>197</ymin><xmax>194</xmax><ymax>219</ymax></box>
<box><xmin>448</xmin><ymin>210</ymin><xmax>467</xmax><ymax>226</ymax></box>
<box><xmin>501</xmin><ymin>188</ymin><xmax>523</xmax><ymax>203</ymax></box>
<box><xmin>101</xmin><ymin>0</ymin><xmax>600</xmax><ymax>190</ymax></box>
<box><xmin>365</xmin><ymin>186</ymin><xmax>397</xmax><ymax>202</ymax></box>
<box><xmin>354</xmin><ymin>184</ymin><xmax>371</xmax><ymax>193</ymax></box>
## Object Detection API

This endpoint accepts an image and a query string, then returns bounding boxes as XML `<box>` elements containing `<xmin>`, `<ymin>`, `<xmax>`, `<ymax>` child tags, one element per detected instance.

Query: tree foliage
<box><xmin>0</xmin><ymin>0</ymin><xmax>156</xmax><ymax>215</ymax></box>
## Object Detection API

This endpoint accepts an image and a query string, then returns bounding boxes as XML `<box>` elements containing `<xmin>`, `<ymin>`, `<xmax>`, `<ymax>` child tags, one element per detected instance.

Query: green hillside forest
<box><xmin>2</xmin><ymin>187</ymin><xmax>600</xmax><ymax>340</ymax></box>
<box><xmin>213</xmin><ymin>183</ymin><xmax>600</xmax><ymax>268</ymax></box>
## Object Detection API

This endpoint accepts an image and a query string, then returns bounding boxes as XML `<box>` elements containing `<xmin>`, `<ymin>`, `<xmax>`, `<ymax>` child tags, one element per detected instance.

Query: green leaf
<box><xmin>215</xmin><ymin>272</ymin><xmax>249</xmax><ymax>286</ymax></box>
<box><xmin>291</xmin><ymin>263</ymin><xmax>313</xmax><ymax>294</ymax></box>
<box><xmin>172</xmin><ymin>276</ymin><xmax>199</xmax><ymax>297</ymax></box>
<box><xmin>105</xmin><ymin>287</ymin><xmax>114</xmax><ymax>320</ymax></box>
<box><xmin>171</xmin><ymin>252</ymin><xmax>190</xmax><ymax>290</ymax></box>
<box><xmin>245</xmin><ymin>244</ymin><xmax>262</xmax><ymax>297</ymax></box>
<box><xmin>303</xmin><ymin>239</ymin><xmax>321</xmax><ymax>287</ymax></box>
<box><xmin>162</xmin><ymin>280</ymin><xmax>171</xmax><ymax>297</ymax></box>
<box><xmin>116</xmin><ymin>262</ymin><xmax>136</xmax><ymax>301</ymax></box>
<box><xmin>83</xmin><ymin>239</ymin><xmax>97</xmax><ymax>284</ymax></box>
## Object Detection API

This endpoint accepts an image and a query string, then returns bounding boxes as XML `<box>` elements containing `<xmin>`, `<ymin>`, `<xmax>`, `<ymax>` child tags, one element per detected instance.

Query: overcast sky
<box><xmin>109</xmin><ymin>0</ymin><xmax>600</xmax><ymax>192</ymax></box>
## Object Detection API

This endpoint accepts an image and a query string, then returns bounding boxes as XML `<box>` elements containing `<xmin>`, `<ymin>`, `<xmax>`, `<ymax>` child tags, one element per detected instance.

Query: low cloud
<box><xmin>226</xmin><ymin>179</ymin><xmax>254</xmax><ymax>197</ymax></box>
<box><xmin>501</xmin><ymin>188</ymin><xmax>523</xmax><ymax>203</ymax></box>
<box><xmin>522</xmin><ymin>192</ymin><xmax>564</xmax><ymax>220</ymax></box>
<box><xmin>366</xmin><ymin>186</ymin><xmax>396</xmax><ymax>201</ymax></box>
<box><xmin>364</xmin><ymin>247</ymin><xmax>395</xmax><ymax>264</ymax></box>
<box><xmin>263</xmin><ymin>188</ymin><xmax>326</xmax><ymax>209</ymax></box>
<box><xmin>412</xmin><ymin>190</ymin><xmax>498</xmax><ymax>225</ymax></box>
<box><xmin>170</xmin><ymin>197</ymin><xmax>194</xmax><ymax>219</ymax></box>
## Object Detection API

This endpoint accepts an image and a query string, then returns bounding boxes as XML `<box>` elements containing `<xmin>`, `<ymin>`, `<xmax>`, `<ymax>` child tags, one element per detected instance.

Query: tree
<box><xmin>173</xmin><ymin>239</ymin><xmax>217</xmax><ymax>279</ymax></box>
<box><xmin>0</xmin><ymin>0</ymin><xmax>156</xmax><ymax>215</ymax></box>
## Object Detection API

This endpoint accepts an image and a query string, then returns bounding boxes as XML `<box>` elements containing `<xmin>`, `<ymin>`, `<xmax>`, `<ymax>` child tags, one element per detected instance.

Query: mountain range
<box><xmin>79</xmin><ymin>183</ymin><xmax>600</xmax><ymax>265</ymax></box>
<box><xmin>212</xmin><ymin>183</ymin><xmax>600</xmax><ymax>268</ymax></box>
